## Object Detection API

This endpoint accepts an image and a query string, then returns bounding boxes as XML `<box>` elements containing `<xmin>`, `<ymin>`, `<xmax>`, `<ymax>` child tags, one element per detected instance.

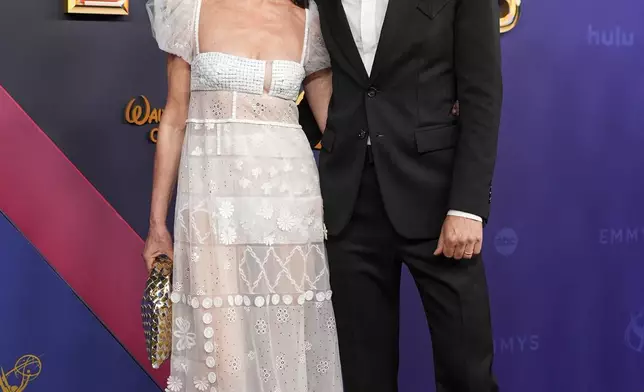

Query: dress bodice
<box><xmin>147</xmin><ymin>0</ymin><xmax>330</xmax><ymax>100</ymax></box>
<box><xmin>147</xmin><ymin>0</ymin><xmax>330</xmax><ymax>124</ymax></box>
<box><xmin>191</xmin><ymin>52</ymin><xmax>305</xmax><ymax>102</ymax></box>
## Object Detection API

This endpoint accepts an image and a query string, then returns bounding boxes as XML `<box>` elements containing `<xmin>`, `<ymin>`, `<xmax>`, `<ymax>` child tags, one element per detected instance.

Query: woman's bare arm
<box><xmin>148</xmin><ymin>55</ymin><xmax>191</xmax><ymax>227</ymax></box>
<box><xmin>303</xmin><ymin>69</ymin><xmax>332</xmax><ymax>132</ymax></box>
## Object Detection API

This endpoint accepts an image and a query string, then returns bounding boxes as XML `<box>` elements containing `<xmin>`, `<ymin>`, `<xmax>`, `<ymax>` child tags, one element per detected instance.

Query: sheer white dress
<box><xmin>146</xmin><ymin>0</ymin><xmax>342</xmax><ymax>391</ymax></box>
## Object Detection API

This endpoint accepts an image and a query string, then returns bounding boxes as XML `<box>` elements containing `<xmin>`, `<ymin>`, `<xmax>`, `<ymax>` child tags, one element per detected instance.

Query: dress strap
<box><xmin>193</xmin><ymin>0</ymin><xmax>203</xmax><ymax>56</ymax></box>
<box><xmin>300</xmin><ymin>7</ymin><xmax>310</xmax><ymax>65</ymax></box>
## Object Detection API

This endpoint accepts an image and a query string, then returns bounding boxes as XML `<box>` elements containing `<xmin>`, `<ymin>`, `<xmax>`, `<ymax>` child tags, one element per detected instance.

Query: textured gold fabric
<box><xmin>141</xmin><ymin>255</ymin><xmax>173</xmax><ymax>369</ymax></box>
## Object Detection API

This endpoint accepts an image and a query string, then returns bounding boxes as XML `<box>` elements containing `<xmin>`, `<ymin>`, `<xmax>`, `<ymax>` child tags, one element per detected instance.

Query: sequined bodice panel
<box><xmin>191</xmin><ymin>52</ymin><xmax>305</xmax><ymax>102</ymax></box>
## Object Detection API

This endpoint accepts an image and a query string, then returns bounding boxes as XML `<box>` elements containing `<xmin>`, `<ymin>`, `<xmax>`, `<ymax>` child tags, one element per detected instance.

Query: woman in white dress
<box><xmin>142</xmin><ymin>0</ymin><xmax>341</xmax><ymax>390</ymax></box>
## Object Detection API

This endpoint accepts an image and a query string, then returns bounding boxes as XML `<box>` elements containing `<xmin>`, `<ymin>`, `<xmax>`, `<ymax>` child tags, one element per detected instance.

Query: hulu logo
<box><xmin>588</xmin><ymin>25</ymin><xmax>634</xmax><ymax>47</ymax></box>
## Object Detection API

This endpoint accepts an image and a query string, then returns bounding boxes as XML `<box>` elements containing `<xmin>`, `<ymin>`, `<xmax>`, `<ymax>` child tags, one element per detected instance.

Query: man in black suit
<box><xmin>300</xmin><ymin>0</ymin><xmax>502</xmax><ymax>390</ymax></box>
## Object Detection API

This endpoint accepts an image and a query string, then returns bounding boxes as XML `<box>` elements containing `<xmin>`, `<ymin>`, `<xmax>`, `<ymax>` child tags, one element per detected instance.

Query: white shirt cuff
<box><xmin>447</xmin><ymin>210</ymin><xmax>482</xmax><ymax>222</ymax></box>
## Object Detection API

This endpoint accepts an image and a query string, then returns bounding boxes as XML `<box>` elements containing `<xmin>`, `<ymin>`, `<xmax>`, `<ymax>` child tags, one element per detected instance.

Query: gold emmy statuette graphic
<box><xmin>66</xmin><ymin>0</ymin><xmax>129</xmax><ymax>15</ymax></box>
<box><xmin>0</xmin><ymin>355</ymin><xmax>42</xmax><ymax>392</ymax></box>
<box><xmin>499</xmin><ymin>0</ymin><xmax>521</xmax><ymax>33</ymax></box>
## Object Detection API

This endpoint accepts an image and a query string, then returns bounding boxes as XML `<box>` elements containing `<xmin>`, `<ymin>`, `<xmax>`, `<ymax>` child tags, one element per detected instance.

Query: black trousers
<box><xmin>326</xmin><ymin>149</ymin><xmax>498</xmax><ymax>392</ymax></box>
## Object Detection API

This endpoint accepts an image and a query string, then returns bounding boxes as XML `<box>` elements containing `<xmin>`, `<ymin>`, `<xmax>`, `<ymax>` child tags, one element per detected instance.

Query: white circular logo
<box><xmin>494</xmin><ymin>227</ymin><xmax>518</xmax><ymax>256</ymax></box>
<box><xmin>625</xmin><ymin>310</ymin><xmax>644</xmax><ymax>353</ymax></box>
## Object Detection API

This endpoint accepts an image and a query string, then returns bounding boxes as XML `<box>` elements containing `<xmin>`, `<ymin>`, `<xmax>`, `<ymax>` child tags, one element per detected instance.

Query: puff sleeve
<box><xmin>303</xmin><ymin>1</ymin><xmax>331</xmax><ymax>76</ymax></box>
<box><xmin>146</xmin><ymin>0</ymin><xmax>199</xmax><ymax>64</ymax></box>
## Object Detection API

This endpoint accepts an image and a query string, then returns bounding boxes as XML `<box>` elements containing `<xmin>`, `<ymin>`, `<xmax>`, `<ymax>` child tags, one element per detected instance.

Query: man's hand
<box><xmin>434</xmin><ymin>215</ymin><xmax>483</xmax><ymax>259</ymax></box>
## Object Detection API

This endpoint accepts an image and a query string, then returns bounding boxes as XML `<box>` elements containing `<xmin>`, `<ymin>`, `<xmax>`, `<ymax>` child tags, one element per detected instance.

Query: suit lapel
<box><xmin>325</xmin><ymin>0</ymin><xmax>369</xmax><ymax>85</ymax></box>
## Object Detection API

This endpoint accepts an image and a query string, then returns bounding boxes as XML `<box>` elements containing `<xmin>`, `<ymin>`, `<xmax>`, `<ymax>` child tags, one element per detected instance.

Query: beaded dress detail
<box><xmin>146</xmin><ymin>0</ymin><xmax>342</xmax><ymax>391</ymax></box>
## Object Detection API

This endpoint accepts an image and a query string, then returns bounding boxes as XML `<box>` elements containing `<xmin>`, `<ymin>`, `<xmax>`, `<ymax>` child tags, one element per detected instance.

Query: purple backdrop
<box><xmin>400</xmin><ymin>1</ymin><xmax>644</xmax><ymax>391</ymax></box>
<box><xmin>0</xmin><ymin>0</ymin><xmax>643</xmax><ymax>390</ymax></box>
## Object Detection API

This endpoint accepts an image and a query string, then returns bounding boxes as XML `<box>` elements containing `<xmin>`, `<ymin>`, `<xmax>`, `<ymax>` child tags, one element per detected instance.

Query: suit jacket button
<box><xmin>357</xmin><ymin>129</ymin><xmax>367</xmax><ymax>139</ymax></box>
<box><xmin>367</xmin><ymin>87</ymin><xmax>377</xmax><ymax>98</ymax></box>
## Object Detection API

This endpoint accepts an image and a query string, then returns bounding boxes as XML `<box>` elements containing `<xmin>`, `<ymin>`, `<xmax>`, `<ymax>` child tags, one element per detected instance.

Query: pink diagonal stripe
<box><xmin>0</xmin><ymin>85</ymin><xmax>168</xmax><ymax>386</ymax></box>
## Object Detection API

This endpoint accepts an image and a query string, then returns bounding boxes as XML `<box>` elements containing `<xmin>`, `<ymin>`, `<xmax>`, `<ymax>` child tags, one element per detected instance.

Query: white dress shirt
<box><xmin>340</xmin><ymin>0</ymin><xmax>482</xmax><ymax>222</ymax></box>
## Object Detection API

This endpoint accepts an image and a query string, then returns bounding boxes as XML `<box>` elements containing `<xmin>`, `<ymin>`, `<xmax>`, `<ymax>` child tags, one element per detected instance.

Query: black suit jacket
<box><xmin>301</xmin><ymin>0</ymin><xmax>503</xmax><ymax>239</ymax></box>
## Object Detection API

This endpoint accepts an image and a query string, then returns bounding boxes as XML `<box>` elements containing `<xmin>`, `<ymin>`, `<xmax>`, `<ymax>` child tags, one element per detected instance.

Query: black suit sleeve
<box><xmin>449</xmin><ymin>0</ymin><xmax>503</xmax><ymax>222</ymax></box>
<box><xmin>298</xmin><ymin>96</ymin><xmax>323</xmax><ymax>148</ymax></box>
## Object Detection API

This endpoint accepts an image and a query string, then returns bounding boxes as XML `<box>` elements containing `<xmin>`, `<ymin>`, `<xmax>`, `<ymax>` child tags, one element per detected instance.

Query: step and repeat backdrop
<box><xmin>0</xmin><ymin>0</ymin><xmax>643</xmax><ymax>391</ymax></box>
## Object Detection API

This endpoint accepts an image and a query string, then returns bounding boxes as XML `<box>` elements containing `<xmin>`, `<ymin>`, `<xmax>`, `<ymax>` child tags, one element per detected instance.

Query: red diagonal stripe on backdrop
<box><xmin>0</xmin><ymin>85</ymin><xmax>168</xmax><ymax>387</ymax></box>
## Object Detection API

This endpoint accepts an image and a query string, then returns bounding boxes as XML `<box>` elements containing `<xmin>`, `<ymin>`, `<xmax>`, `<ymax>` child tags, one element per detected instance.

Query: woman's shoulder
<box><xmin>307</xmin><ymin>0</ymin><xmax>320</xmax><ymax>13</ymax></box>
<box><xmin>146</xmin><ymin>0</ymin><xmax>200</xmax><ymax>63</ymax></box>
<box><xmin>305</xmin><ymin>0</ymin><xmax>323</xmax><ymax>27</ymax></box>
<box><xmin>146</xmin><ymin>0</ymin><xmax>199</xmax><ymax>30</ymax></box>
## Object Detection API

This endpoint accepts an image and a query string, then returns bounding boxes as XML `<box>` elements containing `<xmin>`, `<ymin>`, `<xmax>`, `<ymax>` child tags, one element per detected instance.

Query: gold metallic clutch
<box><xmin>141</xmin><ymin>254</ymin><xmax>173</xmax><ymax>369</ymax></box>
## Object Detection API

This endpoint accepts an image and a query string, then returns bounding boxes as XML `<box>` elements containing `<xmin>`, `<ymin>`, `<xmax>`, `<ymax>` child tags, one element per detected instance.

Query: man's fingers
<box><xmin>434</xmin><ymin>236</ymin><xmax>444</xmax><ymax>256</ymax></box>
<box><xmin>463</xmin><ymin>241</ymin><xmax>476</xmax><ymax>259</ymax></box>
<box><xmin>443</xmin><ymin>245</ymin><xmax>455</xmax><ymax>258</ymax></box>
<box><xmin>452</xmin><ymin>239</ymin><xmax>466</xmax><ymax>259</ymax></box>
<box><xmin>473</xmin><ymin>239</ymin><xmax>483</xmax><ymax>255</ymax></box>
<box><xmin>443</xmin><ymin>235</ymin><xmax>457</xmax><ymax>258</ymax></box>
<box><xmin>433</xmin><ymin>245</ymin><xmax>443</xmax><ymax>256</ymax></box>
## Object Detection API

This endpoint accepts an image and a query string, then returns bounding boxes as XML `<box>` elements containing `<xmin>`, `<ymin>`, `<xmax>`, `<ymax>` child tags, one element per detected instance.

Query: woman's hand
<box><xmin>143</xmin><ymin>224</ymin><xmax>173</xmax><ymax>271</ymax></box>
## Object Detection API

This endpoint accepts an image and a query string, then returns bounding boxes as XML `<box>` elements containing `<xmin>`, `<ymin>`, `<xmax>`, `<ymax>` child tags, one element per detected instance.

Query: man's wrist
<box><xmin>447</xmin><ymin>210</ymin><xmax>482</xmax><ymax>222</ymax></box>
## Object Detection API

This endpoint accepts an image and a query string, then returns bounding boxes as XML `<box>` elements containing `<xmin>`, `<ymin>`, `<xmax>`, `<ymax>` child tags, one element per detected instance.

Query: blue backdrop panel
<box><xmin>0</xmin><ymin>213</ymin><xmax>161</xmax><ymax>392</ymax></box>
